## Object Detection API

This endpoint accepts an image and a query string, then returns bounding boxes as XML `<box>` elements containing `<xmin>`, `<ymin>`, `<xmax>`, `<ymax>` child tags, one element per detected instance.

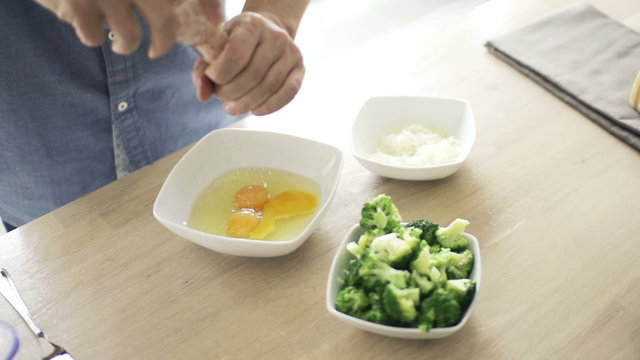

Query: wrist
<box><xmin>253</xmin><ymin>11</ymin><xmax>298</xmax><ymax>38</ymax></box>
<box><xmin>240</xmin><ymin>0</ymin><xmax>309</xmax><ymax>39</ymax></box>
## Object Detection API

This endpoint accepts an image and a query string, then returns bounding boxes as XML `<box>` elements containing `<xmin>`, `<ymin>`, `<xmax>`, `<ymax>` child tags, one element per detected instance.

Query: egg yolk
<box><xmin>248</xmin><ymin>190</ymin><xmax>319</xmax><ymax>239</ymax></box>
<box><xmin>226</xmin><ymin>185</ymin><xmax>318</xmax><ymax>239</ymax></box>
<box><xmin>234</xmin><ymin>185</ymin><xmax>270</xmax><ymax>210</ymax></box>
<box><xmin>226</xmin><ymin>209</ymin><xmax>261</xmax><ymax>237</ymax></box>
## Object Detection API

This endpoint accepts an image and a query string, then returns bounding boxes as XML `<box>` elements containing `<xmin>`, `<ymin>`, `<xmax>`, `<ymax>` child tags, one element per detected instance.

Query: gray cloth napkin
<box><xmin>486</xmin><ymin>2</ymin><xmax>640</xmax><ymax>151</ymax></box>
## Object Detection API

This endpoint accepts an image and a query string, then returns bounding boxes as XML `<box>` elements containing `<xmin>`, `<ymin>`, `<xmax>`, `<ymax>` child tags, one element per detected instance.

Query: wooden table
<box><xmin>2</xmin><ymin>0</ymin><xmax>639</xmax><ymax>358</ymax></box>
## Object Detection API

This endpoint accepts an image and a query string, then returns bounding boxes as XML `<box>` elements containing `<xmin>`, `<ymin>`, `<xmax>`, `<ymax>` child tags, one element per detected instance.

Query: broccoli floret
<box><xmin>418</xmin><ymin>288</ymin><xmax>462</xmax><ymax>331</ymax></box>
<box><xmin>418</xmin><ymin>246</ymin><xmax>457</xmax><ymax>275</ymax></box>
<box><xmin>346</xmin><ymin>228</ymin><xmax>386</xmax><ymax>258</ymax></box>
<box><xmin>335</xmin><ymin>286</ymin><xmax>370</xmax><ymax>315</ymax></box>
<box><xmin>341</xmin><ymin>258</ymin><xmax>362</xmax><ymax>287</ymax></box>
<box><xmin>411</xmin><ymin>247</ymin><xmax>451</xmax><ymax>286</ymax></box>
<box><xmin>445</xmin><ymin>279</ymin><xmax>476</xmax><ymax>311</ymax></box>
<box><xmin>369</xmin><ymin>230</ymin><xmax>420</xmax><ymax>268</ymax></box>
<box><xmin>427</xmin><ymin>266</ymin><xmax>448</xmax><ymax>285</ymax></box>
<box><xmin>358</xmin><ymin>251</ymin><xmax>410</xmax><ymax>291</ymax></box>
<box><xmin>406</xmin><ymin>219</ymin><xmax>440</xmax><ymax>246</ymax></box>
<box><xmin>428</xmin><ymin>248</ymin><xmax>453</xmax><ymax>270</ymax></box>
<box><xmin>416</xmin><ymin>302</ymin><xmax>435</xmax><ymax>332</ymax></box>
<box><xmin>410</xmin><ymin>270</ymin><xmax>435</xmax><ymax>296</ymax></box>
<box><xmin>411</xmin><ymin>246</ymin><xmax>433</xmax><ymax>275</ymax></box>
<box><xmin>397</xmin><ymin>225</ymin><xmax>422</xmax><ymax>241</ymax></box>
<box><xmin>435</xmin><ymin>218</ymin><xmax>470</xmax><ymax>251</ymax></box>
<box><xmin>428</xmin><ymin>247</ymin><xmax>474</xmax><ymax>280</ymax></box>
<box><xmin>360</xmin><ymin>292</ymin><xmax>394</xmax><ymax>325</ymax></box>
<box><xmin>359</xmin><ymin>194</ymin><xmax>402</xmax><ymax>232</ymax></box>
<box><xmin>382</xmin><ymin>284</ymin><xmax>420</xmax><ymax>324</ymax></box>
<box><xmin>445</xmin><ymin>249</ymin><xmax>474</xmax><ymax>279</ymax></box>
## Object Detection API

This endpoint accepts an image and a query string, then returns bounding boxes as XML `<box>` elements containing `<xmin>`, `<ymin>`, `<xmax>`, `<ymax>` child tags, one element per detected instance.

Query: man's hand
<box><xmin>35</xmin><ymin>0</ymin><xmax>179</xmax><ymax>58</ymax></box>
<box><xmin>192</xmin><ymin>11</ymin><xmax>305</xmax><ymax>116</ymax></box>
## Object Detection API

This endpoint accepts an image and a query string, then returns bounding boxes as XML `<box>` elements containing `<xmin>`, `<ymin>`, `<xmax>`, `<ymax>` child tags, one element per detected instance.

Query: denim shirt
<box><xmin>0</xmin><ymin>1</ymin><xmax>238</xmax><ymax>226</ymax></box>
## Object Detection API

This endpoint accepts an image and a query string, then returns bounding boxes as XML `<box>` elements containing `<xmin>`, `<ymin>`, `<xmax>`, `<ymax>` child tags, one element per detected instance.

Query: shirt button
<box><xmin>108</xmin><ymin>31</ymin><xmax>115</xmax><ymax>41</ymax></box>
<box><xmin>117</xmin><ymin>101</ymin><xmax>128</xmax><ymax>112</ymax></box>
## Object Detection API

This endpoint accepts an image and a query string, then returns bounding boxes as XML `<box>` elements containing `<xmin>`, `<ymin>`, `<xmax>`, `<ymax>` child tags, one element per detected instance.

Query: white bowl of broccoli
<box><xmin>325</xmin><ymin>194</ymin><xmax>481</xmax><ymax>339</ymax></box>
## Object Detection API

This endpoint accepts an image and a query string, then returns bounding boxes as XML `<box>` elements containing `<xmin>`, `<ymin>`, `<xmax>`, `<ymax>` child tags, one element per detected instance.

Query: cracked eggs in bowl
<box><xmin>153</xmin><ymin>128</ymin><xmax>343</xmax><ymax>257</ymax></box>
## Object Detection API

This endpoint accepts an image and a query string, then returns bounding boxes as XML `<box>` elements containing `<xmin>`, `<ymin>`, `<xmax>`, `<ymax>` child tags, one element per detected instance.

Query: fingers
<box><xmin>98</xmin><ymin>1</ymin><xmax>142</xmax><ymax>55</ymax></box>
<box><xmin>54</xmin><ymin>0</ymin><xmax>105</xmax><ymax>46</ymax></box>
<box><xmin>135</xmin><ymin>0</ymin><xmax>178</xmax><ymax>58</ymax></box>
<box><xmin>44</xmin><ymin>0</ymin><xmax>178</xmax><ymax>57</ymax></box>
<box><xmin>192</xmin><ymin>57</ymin><xmax>216</xmax><ymax>102</ymax></box>
<box><xmin>211</xmin><ymin>41</ymin><xmax>279</xmax><ymax>101</ymax></box>
<box><xmin>205</xmin><ymin>13</ymin><xmax>263</xmax><ymax>85</ymax></box>
<box><xmin>204</xmin><ymin>12</ymin><xmax>305</xmax><ymax>116</ymax></box>
<box><xmin>250</xmin><ymin>63</ymin><xmax>305</xmax><ymax>116</ymax></box>
<box><xmin>222</xmin><ymin>58</ymin><xmax>304</xmax><ymax>116</ymax></box>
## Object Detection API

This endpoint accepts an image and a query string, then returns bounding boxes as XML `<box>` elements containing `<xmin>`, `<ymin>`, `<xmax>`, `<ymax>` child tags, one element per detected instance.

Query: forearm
<box><xmin>241</xmin><ymin>0</ymin><xmax>310</xmax><ymax>38</ymax></box>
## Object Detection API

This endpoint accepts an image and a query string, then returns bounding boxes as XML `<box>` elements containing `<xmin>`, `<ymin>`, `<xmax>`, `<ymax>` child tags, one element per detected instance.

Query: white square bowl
<box><xmin>0</xmin><ymin>320</ymin><xmax>19</xmax><ymax>360</ymax></box>
<box><xmin>153</xmin><ymin>128</ymin><xmax>344</xmax><ymax>257</ymax></box>
<box><xmin>351</xmin><ymin>96</ymin><xmax>475</xmax><ymax>181</ymax></box>
<box><xmin>326</xmin><ymin>224</ymin><xmax>481</xmax><ymax>339</ymax></box>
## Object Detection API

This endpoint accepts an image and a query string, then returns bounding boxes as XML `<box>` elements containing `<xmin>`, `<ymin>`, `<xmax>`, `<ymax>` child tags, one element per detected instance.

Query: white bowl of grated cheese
<box><xmin>351</xmin><ymin>96</ymin><xmax>475</xmax><ymax>180</ymax></box>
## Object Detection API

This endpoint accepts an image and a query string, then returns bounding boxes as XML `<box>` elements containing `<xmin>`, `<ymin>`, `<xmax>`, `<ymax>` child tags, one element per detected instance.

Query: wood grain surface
<box><xmin>1</xmin><ymin>0</ymin><xmax>639</xmax><ymax>358</ymax></box>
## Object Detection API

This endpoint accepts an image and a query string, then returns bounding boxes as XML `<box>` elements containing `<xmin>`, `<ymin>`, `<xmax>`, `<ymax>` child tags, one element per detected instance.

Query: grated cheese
<box><xmin>371</xmin><ymin>124</ymin><xmax>461</xmax><ymax>166</ymax></box>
